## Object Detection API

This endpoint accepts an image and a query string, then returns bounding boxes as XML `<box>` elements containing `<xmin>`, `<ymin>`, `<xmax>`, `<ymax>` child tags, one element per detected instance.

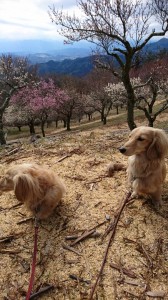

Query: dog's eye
<box><xmin>137</xmin><ymin>137</ymin><xmax>144</xmax><ymax>141</ymax></box>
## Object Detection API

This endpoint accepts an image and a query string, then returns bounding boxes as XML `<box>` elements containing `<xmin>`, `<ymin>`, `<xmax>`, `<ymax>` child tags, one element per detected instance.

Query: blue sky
<box><xmin>0</xmin><ymin>0</ymin><xmax>78</xmax><ymax>41</ymax></box>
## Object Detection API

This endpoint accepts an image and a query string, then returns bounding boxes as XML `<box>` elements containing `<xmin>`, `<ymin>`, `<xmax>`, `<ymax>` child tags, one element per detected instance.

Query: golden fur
<box><xmin>0</xmin><ymin>163</ymin><xmax>66</xmax><ymax>219</ymax></box>
<box><xmin>119</xmin><ymin>126</ymin><xmax>168</xmax><ymax>207</ymax></box>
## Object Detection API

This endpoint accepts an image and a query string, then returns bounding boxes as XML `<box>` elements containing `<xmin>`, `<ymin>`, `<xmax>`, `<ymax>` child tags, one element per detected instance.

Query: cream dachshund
<box><xmin>0</xmin><ymin>163</ymin><xmax>66</xmax><ymax>219</ymax></box>
<box><xmin>119</xmin><ymin>126</ymin><xmax>168</xmax><ymax>208</ymax></box>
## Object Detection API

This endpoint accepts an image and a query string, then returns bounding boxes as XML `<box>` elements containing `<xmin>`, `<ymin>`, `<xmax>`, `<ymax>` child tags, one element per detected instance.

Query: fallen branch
<box><xmin>154</xmin><ymin>237</ymin><xmax>163</xmax><ymax>260</ymax></box>
<box><xmin>2</xmin><ymin>155</ymin><xmax>28</xmax><ymax>164</ymax></box>
<box><xmin>28</xmin><ymin>284</ymin><xmax>54</xmax><ymax>299</ymax></box>
<box><xmin>62</xmin><ymin>243</ymin><xmax>81</xmax><ymax>256</ymax></box>
<box><xmin>65</xmin><ymin>235</ymin><xmax>79</xmax><ymax>241</ymax></box>
<box><xmin>89</xmin><ymin>191</ymin><xmax>131</xmax><ymax>300</ymax></box>
<box><xmin>9</xmin><ymin>203</ymin><xmax>23</xmax><ymax>210</ymax></box>
<box><xmin>56</xmin><ymin>154</ymin><xmax>71</xmax><ymax>163</ymax></box>
<box><xmin>0</xmin><ymin>235</ymin><xmax>14</xmax><ymax>243</ymax></box>
<box><xmin>124</xmin><ymin>278</ymin><xmax>145</xmax><ymax>287</ymax></box>
<box><xmin>17</xmin><ymin>216</ymin><xmax>34</xmax><ymax>225</ymax></box>
<box><xmin>6</xmin><ymin>147</ymin><xmax>20</xmax><ymax>156</ymax></box>
<box><xmin>0</xmin><ymin>202</ymin><xmax>23</xmax><ymax>212</ymax></box>
<box><xmin>69</xmin><ymin>274</ymin><xmax>91</xmax><ymax>284</ymax></box>
<box><xmin>56</xmin><ymin>148</ymin><xmax>83</xmax><ymax>163</ymax></box>
<box><xmin>70</xmin><ymin>229</ymin><xmax>96</xmax><ymax>246</ymax></box>
<box><xmin>85</xmin><ymin>175</ymin><xmax>106</xmax><ymax>185</ymax></box>
<box><xmin>110</xmin><ymin>262</ymin><xmax>137</xmax><ymax>279</ymax></box>
<box><xmin>65</xmin><ymin>220</ymin><xmax>106</xmax><ymax>243</ymax></box>
<box><xmin>92</xmin><ymin>220</ymin><xmax>107</xmax><ymax>230</ymax></box>
<box><xmin>0</xmin><ymin>249</ymin><xmax>21</xmax><ymax>254</ymax></box>
<box><xmin>123</xmin><ymin>289</ymin><xmax>139</xmax><ymax>298</ymax></box>
<box><xmin>136</xmin><ymin>242</ymin><xmax>153</xmax><ymax>268</ymax></box>
<box><xmin>65</xmin><ymin>175</ymin><xmax>85</xmax><ymax>181</ymax></box>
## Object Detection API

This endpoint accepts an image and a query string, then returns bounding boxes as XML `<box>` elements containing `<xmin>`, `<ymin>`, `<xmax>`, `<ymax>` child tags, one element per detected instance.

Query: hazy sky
<box><xmin>0</xmin><ymin>0</ymin><xmax>79</xmax><ymax>41</ymax></box>
<box><xmin>0</xmin><ymin>0</ymin><xmax>167</xmax><ymax>44</ymax></box>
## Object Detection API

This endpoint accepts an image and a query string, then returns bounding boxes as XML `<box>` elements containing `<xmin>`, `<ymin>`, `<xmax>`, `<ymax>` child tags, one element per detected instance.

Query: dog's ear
<box><xmin>147</xmin><ymin>138</ymin><xmax>158</xmax><ymax>160</ymax></box>
<box><xmin>147</xmin><ymin>130</ymin><xmax>168</xmax><ymax>160</ymax></box>
<box><xmin>13</xmin><ymin>173</ymin><xmax>38</xmax><ymax>203</ymax></box>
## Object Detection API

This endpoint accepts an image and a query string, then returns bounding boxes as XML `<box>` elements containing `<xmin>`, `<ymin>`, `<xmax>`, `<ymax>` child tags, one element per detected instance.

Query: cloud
<box><xmin>0</xmin><ymin>0</ymin><xmax>167</xmax><ymax>44</ymax></box>
<box><xmin>49</xmin><ymin>0</ymin><xmax>78</xmax><ymax>9</ymax></box>
<box><xmin>0</xmin><ymin>0</ymin><xmax>78</xmax><ymax>40</ymax></box>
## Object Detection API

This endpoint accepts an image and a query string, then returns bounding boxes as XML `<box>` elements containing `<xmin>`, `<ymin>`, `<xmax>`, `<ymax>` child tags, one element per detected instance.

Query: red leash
<box><xmin>26</xmin><ymin>218</ymin><xmax>39</xmax><ymax>300</ymax></box>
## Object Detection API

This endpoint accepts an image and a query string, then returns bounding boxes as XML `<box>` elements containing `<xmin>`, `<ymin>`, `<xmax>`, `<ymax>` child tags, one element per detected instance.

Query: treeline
<box><xmin>0</xmin><ymin>51</ymin><xmax>167</xmax><ymax>145</ymax></box>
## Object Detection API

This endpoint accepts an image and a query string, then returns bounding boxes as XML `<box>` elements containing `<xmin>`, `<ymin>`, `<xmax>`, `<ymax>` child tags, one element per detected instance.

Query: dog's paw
<box><xmin>130</xmin><ymin>191</ymin><xmax>139</xmax><ymax>199</ymax></box>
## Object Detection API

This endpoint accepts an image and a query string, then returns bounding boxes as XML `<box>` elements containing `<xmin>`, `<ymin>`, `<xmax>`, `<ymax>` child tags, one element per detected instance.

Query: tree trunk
<box><xmin>63</xmin><ymin>119</ymin><xmax>67</xmax><ymax>128</ymax></box>
<box><xmin>148</xmin><ymin>119</ymin><xmax>154</xmax><ymax>127</ymax></box>
<box><xmin>116</xmin><ymin>106</ymin><xmax>119</xmax><ymax>115</ymax></box>
<box><xmin>28</xmin><ymin>120</ymin><xmax>35</xmax><ymax>134</ymax></box>
<box><xmin>66</xmin><ymin>116</ymin><xmax>71</xmax><ymax>131</ymax></box>
<box><xmin>17</xmin><ymin>126</ymin><xmax>22</xmax><ymax>132</ymax></box>
<box><xmin>122</xmin><ymin>59</ymin><xmax>137</xmax><ymax>130</ymax></box>
<box><xmin>0</xmin><ymin>111</ymin><xmax>6</xmax><ymax>145</ymax></box>
<box><xmin>41</xmin><ymin>120</ymin><xmax>45</xmax><ymax>137</ymax></box>
<box><xmin>127</xmin><ymin>100</ymin><xmax>136</xmax><ymax>130</ymax></box>
<box><xmin>103</xmin><ymin>116</ymin><xmax>107</xmax><ymax>125</ymax></box>
<box><xmin>101</xmin><ymin>110</ymin><xmax>104</xmax><ymax>122</ymax></box>
<box><xmin>0</xmin><ymin>129</ymin><xmax>6</xmax><ymax>145</ymax></box>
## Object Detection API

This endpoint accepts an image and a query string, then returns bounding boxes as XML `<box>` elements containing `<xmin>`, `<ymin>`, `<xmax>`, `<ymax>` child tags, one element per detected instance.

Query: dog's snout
<box><xmin>119</xmin><ymin>147</ymin><xmax>126</xmax><ymax>154</ymax></box>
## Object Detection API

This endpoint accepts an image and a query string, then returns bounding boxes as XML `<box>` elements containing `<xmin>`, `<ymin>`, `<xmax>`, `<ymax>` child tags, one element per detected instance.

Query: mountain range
<box><xmin>37</xmin><ymin>38</ymin><xmax>168</xmax><ymax>77</ymax></box>
<box><xmin>0</xmin><ymin>37</ymin><xmax>167</xmax><ymax>77</ymax></box>
<box><xmin>0</xmin><ymin>39</ymin><xmax>94</xmax><ymax>62</ymax></box>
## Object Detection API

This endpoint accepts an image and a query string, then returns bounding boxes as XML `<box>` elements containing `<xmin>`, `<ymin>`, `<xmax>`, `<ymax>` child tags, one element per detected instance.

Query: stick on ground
<box><xmin>89</xmin><ymin>191</ymin><xmax>131</xmax><ymax>300</ymax></box>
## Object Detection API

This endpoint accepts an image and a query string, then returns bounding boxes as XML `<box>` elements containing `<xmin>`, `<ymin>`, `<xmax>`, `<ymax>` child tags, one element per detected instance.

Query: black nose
<box><xmin>118</xmin><ymin>147</ymin><xmax>126</xmax><ymax>154</ymax></box>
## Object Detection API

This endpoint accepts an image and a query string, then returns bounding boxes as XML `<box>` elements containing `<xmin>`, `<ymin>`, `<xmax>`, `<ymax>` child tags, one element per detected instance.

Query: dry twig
<box><xmin>17</xmin><ymin>216</ymin><xmax>34</xmax><ymax>225</ymax></box>
<box><xmin>0</xmin><ymin>235</ymin><xmax>14</xmax><ymax>243</ymax></box>
<box><xmin>70</xmin><ymin>229</ymin><xmax>96</xmax><ymax>246</ymax></box>
<box><xmin>56</xmin><ymin>154</ymin><xmax>71</xmax><ymax>163</ymax></box>
<box><xmin>110</xmin><ymin>262</ymin><xmax>138</xmax><ymax>279</ymax></box>
<box><xmin>89</xmin><ymin>191</ymin><xmax>131</xmax><ymax>300</ymax></box>
<box><xmin>69</xmin><ymin>274</ymin><xmax>91</xmax><ymax>284</ymax></box>
<box><xmin>28</xmin><ymin>284</ymin><xmax>54</xmax><ymax>299</ymax></box>
<box><xmin>0</xmin><ymin>249</ymin><xmax>21</xmax><ymax>254</ymax></box>
<box><xmin>136</xmin><ymin>242</ymin><xmax>153</xmax><ymax>269</ymax></box>
<box><xmin>62</xmin><ymin>243</ymin><xmax>81</xmax><ymax>256</ymax></box>
<box><xmin>5</xmin><ymin>147</ymin><xmax>20</xmax><ymax>156</ymax></box>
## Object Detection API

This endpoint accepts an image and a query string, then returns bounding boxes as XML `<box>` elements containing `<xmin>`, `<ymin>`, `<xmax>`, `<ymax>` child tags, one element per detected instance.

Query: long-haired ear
<box><xmin>13</xmin><ymin>174</ymin><xmax>40</xmax><ymax>203</ymax></box>
<box><xmin>147</xmin><ymin>130</ymin><xmax>168</xmax><ymax>160</ymax></box>
<box><xmin>147</xmin><ymin>138</ymin><xmax>158</xmax><ymax>160</ymax></box>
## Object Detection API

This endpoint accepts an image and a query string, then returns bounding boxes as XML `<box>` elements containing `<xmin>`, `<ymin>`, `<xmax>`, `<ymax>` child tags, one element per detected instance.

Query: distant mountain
<box><xmin>38</xmin><ymin>56</ymin><xmax>95</xmax><ymax>77</ymax></box>
<box><xmin>0</xmin><ymin>39</ymin><xmax>94</xmax><ymax>62</ymax></box>
<box><xmin>1</xmin><ymin>37</ymin><xmax>167</xmax><ymax>76</ymax></box>
<box><xmin>27</xmin><ymin>47</ymin><xmax>94</xmax><ymax>64</ymax></box>
<box><xmin>37</xmin><ymin>38</ymin><xmax>168</xmax><ymax>77</ymax></box>
<box><xmin>144</xmin><ymin>37</ymin><xmax>168</xmax><ymax>53</ymax></box>
<box><xmin>0</xmin><ymin>37</ymin><xmax>167</xmax><ymax>64</ymax></box>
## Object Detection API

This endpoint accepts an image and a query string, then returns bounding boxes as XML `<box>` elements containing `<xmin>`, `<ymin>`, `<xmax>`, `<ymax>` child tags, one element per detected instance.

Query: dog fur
<box><xmin>119</xmin><ymin>126</ymin><xmax>168</xmax><ymax>207</ymax></box>
<box><xmin>0</xmin><ymin>163</ymin><xmax>66</xmax><ymax>219</ymax></box>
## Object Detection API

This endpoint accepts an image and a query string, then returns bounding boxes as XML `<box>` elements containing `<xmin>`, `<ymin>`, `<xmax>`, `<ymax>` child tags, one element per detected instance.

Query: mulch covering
<box><xmin>0</xmin><ymin>124</ymin><xmax>168</xmax><ymax>300</ymax></box>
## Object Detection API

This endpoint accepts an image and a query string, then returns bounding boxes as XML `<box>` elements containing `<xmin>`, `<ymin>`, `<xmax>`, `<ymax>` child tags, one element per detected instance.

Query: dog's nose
<box><xmin>118</xmin><ymin>147</ymin><xmax>126</xmax><ymax>154</ymax></box>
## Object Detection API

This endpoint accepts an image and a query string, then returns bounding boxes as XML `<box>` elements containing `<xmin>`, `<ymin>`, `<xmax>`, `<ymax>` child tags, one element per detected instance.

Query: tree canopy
<box><xmin>49</xmin><ymin>0</ymin><xmax>168</xmax><ymax>129</ymax></box>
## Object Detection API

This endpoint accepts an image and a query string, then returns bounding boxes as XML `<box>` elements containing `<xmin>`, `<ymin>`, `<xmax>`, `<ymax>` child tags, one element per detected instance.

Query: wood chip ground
<box><xmin>0</xmin><ymin>123</ymin><xmax>168</xmax><ymax>300</ymax></box>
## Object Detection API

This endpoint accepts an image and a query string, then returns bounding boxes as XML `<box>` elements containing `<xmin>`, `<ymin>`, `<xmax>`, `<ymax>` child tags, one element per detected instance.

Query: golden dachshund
<box><xmin>119</xmin><ymin>126</ymin><xmax>168</xmax><ymax>208</ymax></box>
<box><xmin>0</xmin><ymin>163</ymin><xmax>66</xmax><ymax>219</ymax></box>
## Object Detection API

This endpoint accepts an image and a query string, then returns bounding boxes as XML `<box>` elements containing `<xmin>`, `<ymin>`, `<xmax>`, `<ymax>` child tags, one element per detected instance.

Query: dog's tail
<box><xmin>13</xmin><ymin>173</ymin><xmax>42</xmax><ymax>203</ymax></box>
